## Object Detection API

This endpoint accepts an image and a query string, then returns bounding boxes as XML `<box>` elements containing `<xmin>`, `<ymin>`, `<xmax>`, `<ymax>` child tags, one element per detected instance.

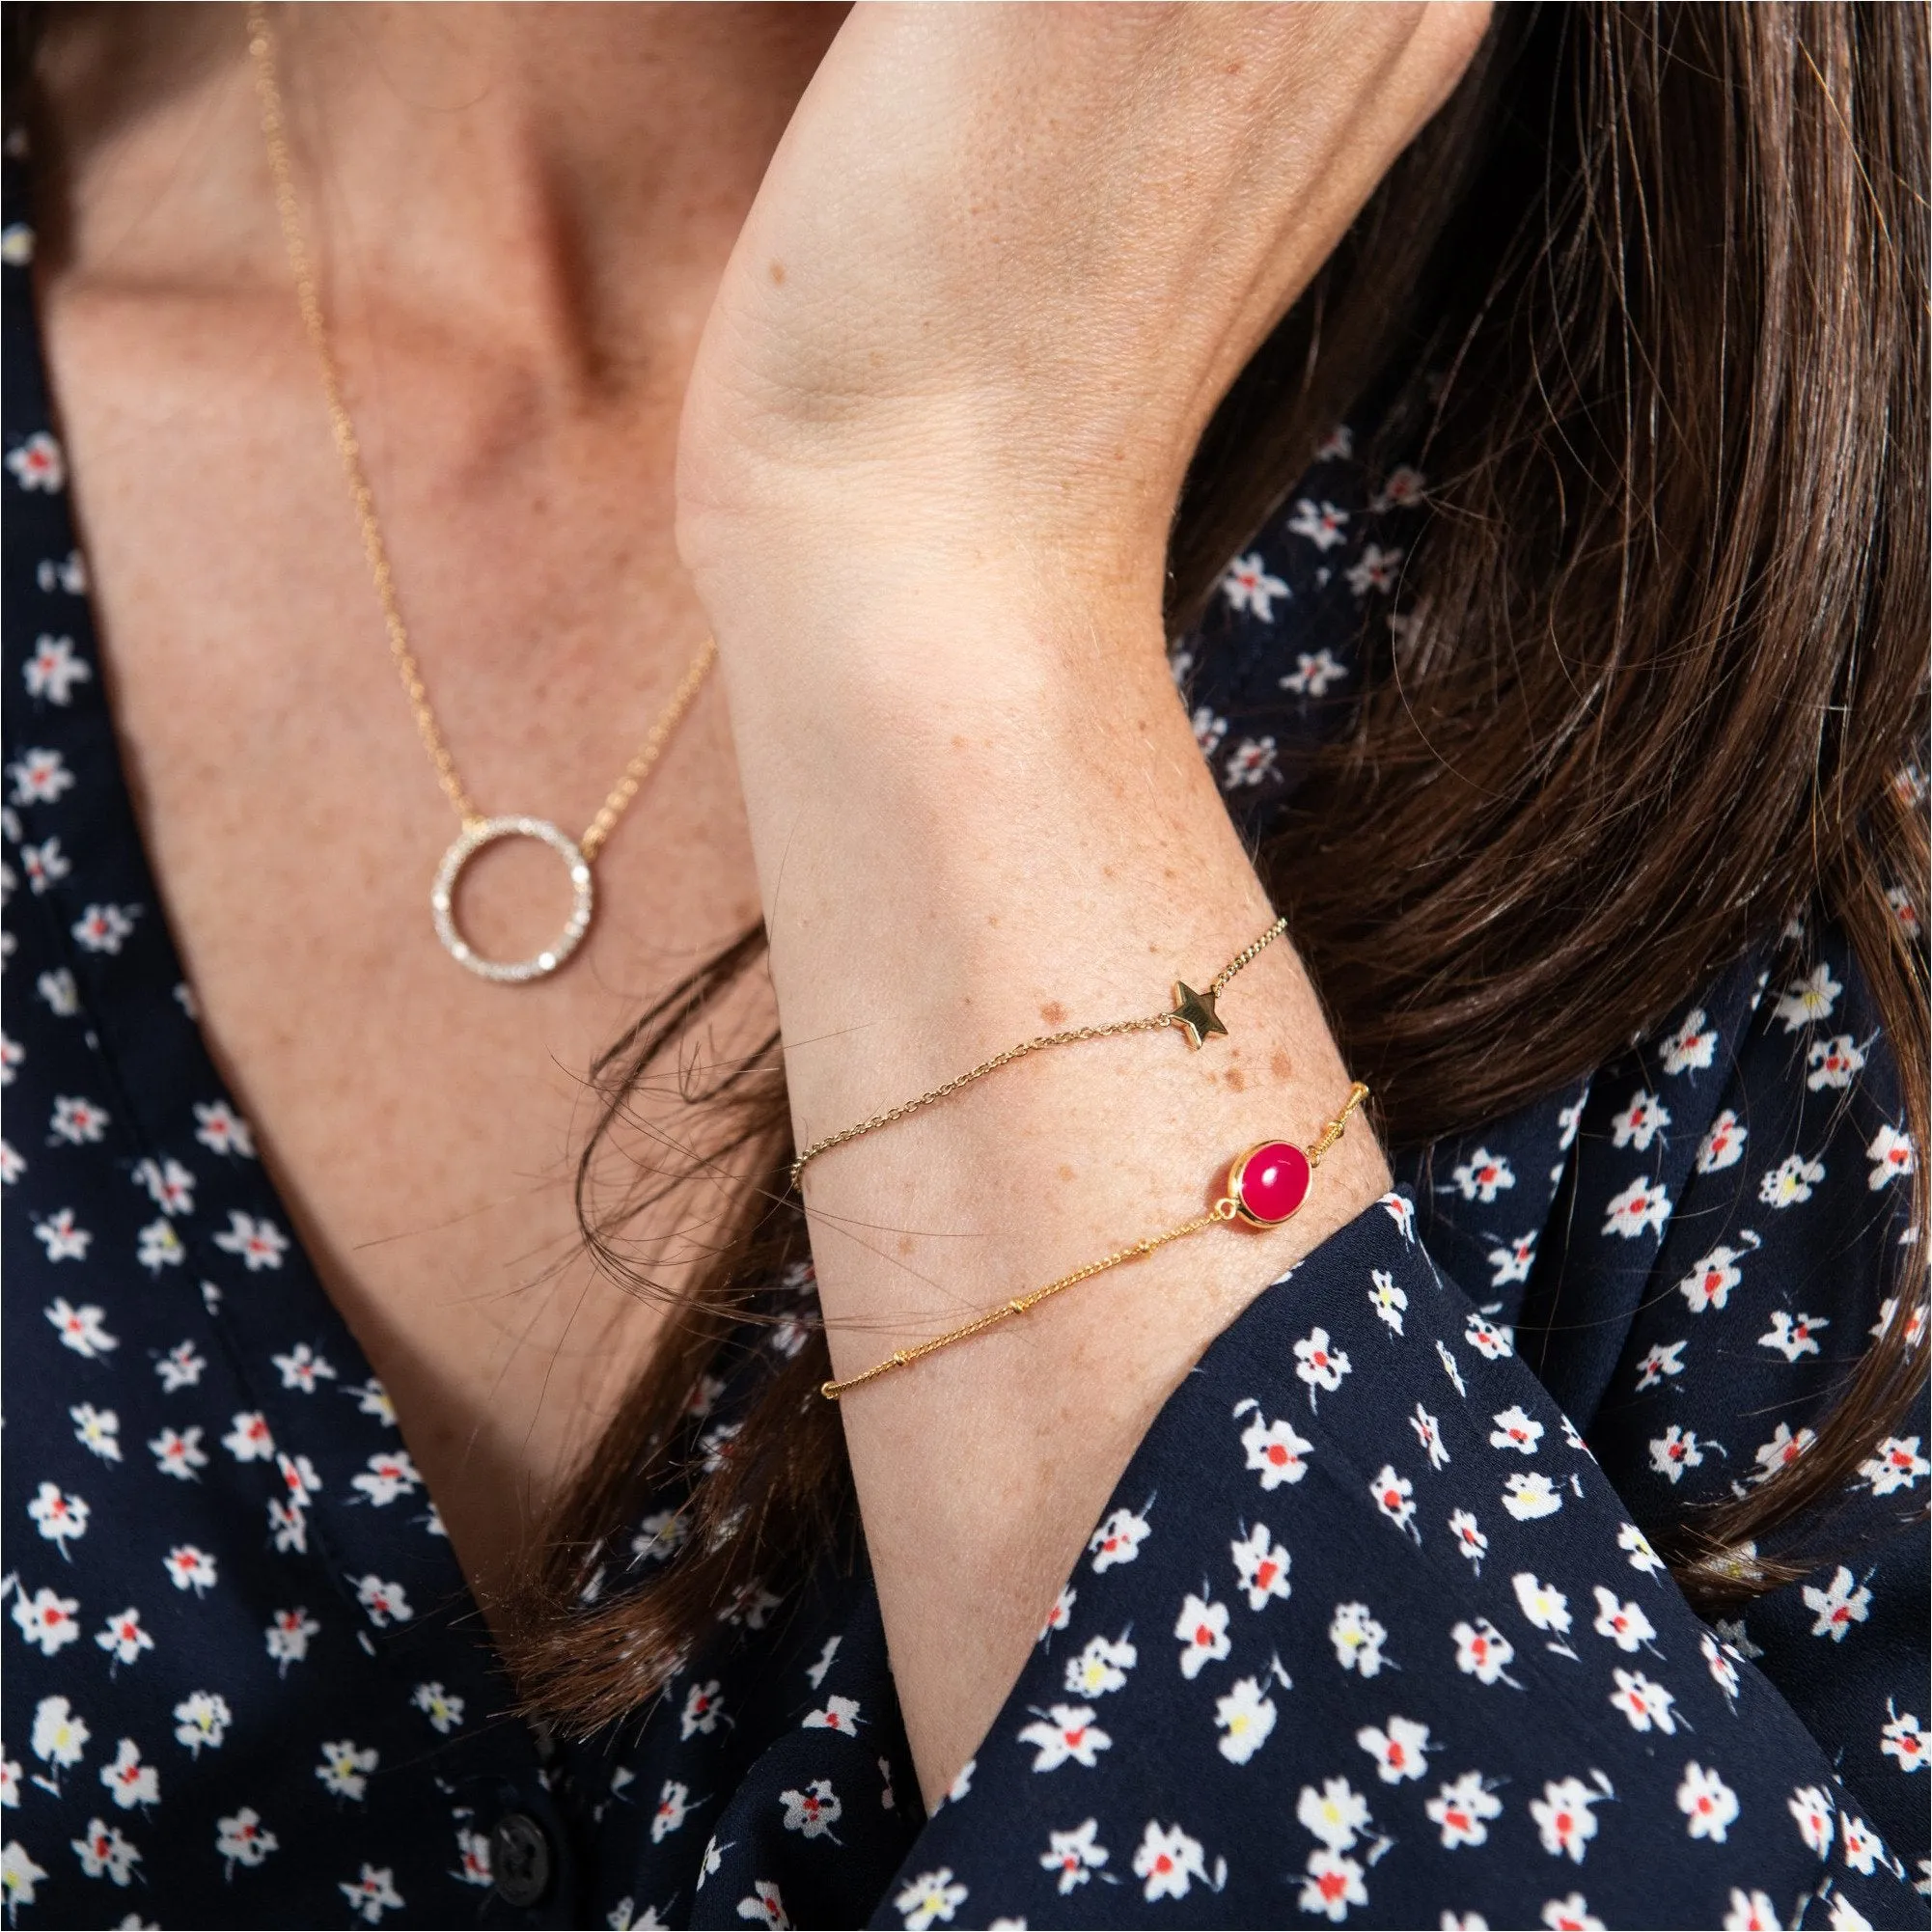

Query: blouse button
<box><xmin>489</xmin><ymin>1810</ymin><xmax>553</xmax><ymax>1910</ymax></box>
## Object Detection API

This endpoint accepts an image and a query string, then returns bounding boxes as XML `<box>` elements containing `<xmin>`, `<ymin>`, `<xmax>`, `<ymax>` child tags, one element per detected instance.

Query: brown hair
<box><xmin>458</xmin><ymin>2</ymin><xmax>1927</xmax><ymax>1714</ymax></box>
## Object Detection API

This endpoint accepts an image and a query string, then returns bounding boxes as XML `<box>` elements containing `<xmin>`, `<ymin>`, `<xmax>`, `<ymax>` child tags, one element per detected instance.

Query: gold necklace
<box><xmin>246</xmin><ymin>8</ymin><xmax>716</xmax><ymax>984</ymax></box>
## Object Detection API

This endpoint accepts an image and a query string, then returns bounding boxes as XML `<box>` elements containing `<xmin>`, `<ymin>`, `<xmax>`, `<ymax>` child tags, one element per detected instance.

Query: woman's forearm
<box><xmin>704</xmin><ymin>543</ymin><xmax>1390</xmax><ymax>1803</ymax></box>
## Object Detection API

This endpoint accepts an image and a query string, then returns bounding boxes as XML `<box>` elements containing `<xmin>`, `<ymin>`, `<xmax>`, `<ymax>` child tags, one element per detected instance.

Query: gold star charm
<box><xmin>1168</xmin><ymin>980</ymin><xmax>1228</xmax><ymax>1049</ymax></box>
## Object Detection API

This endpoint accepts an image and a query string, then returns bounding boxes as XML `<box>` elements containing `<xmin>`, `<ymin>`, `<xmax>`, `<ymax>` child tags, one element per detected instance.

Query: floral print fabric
<box><xmin>3</xmin><ymin>152</ymin><xmax>1925</xmax><ymax>1930</ymax></box>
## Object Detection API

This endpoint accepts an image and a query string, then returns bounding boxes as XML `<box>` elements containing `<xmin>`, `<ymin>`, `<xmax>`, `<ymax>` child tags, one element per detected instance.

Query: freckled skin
<box><xmin>1272</xmin><ymin>1050</ymin><xmax>1294</xmax><ymax>1083</ymax></box>
<box><xmin>1039</xmin><ymin>1001</ymin><xmax>1066</xmax><ymax>1026</ymax></box>
<box><xmin>1225</xmin><ymin>1065</ymin><xmax>1246</xmax><ymax>1092</ymax></box>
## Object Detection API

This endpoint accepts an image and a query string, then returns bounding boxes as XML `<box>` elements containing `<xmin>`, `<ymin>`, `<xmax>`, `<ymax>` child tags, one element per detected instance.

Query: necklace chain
<box><xmin>245</xmin><ymin>5</ymin><xmax>715</xmax><ymax>862</ymax></box>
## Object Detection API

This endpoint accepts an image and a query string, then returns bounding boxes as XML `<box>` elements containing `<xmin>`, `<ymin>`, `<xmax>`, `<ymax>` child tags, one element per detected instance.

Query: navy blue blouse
<box><xmin>2</xmin><ymin>149</ymin><xmax>1927</xmax><ymax>1931</ymax></box>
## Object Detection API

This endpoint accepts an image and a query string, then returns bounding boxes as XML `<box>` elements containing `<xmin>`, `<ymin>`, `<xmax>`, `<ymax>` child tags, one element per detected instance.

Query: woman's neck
<box><xmin>34</xmin><ymin>3</ymin><xmax>845</xmax><ymax>393</ymax></box>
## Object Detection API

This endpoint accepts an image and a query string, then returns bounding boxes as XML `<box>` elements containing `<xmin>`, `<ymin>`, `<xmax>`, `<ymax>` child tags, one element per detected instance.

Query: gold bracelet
<box><xmin>819</xmin><ymin>1080</ymin><xmax>1368</xmax><ymax>1399</ymax></box>
<box><xmin>789</xmin><ymin>917</ymin><xmax>1288</xmax><ymax>1189</ymax></box>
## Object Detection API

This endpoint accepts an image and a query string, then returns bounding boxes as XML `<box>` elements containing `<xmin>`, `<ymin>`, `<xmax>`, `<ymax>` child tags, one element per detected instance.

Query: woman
<box><xmin>3</xmin><ymin>2</ymin><xmax>1924</xmax><ymax>1926</ymax></box>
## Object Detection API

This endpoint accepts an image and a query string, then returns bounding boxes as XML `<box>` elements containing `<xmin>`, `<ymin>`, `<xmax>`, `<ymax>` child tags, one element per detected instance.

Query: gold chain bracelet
<box><xmin>790</xmin><ymin>917</ymin><xmax>1288</xmax><ymax>1189</ymax></box>
<box><xmin>819</xmin><ymin>1080</ymin><xmax>1369</xmax><ymax>1399</ymax></box>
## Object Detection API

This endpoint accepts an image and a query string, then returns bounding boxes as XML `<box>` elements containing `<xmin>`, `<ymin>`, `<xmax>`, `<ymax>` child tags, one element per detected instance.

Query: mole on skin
<box><xmin>1039</xmin><ymin>1001</ymin><xmax>1066</xmax><ymax>1026</ymax></box>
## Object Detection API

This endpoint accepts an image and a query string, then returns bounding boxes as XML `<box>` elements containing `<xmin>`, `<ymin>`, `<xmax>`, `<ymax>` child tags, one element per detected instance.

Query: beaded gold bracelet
<box><xmin>819</xmin><ymin>1080</ymin><xmax>1369</xmax><ymax>1399</ymax></box>
<box><xmin>789</xmin><ymin>916</ymin><xmax>1288</xmax><ymax>1189</ymax></box>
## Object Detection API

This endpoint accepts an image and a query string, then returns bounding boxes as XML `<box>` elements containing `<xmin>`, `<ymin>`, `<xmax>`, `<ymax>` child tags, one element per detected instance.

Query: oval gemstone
<box><xmin>1228</xmin><ymin>1140</ymin><xmax>1311</xmax><ymax>1226</ymax></box>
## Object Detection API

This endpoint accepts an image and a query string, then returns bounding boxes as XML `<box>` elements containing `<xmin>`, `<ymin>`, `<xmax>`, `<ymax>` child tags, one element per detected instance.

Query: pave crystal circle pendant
<box><xmin>1227</xmin><ymin>1139</ymin><xmax>1312</xmax><ymax>1227</ymax></box>
<box><xmin>430</xmin><ymin>815</ymin><xmax>593</xmax><ymax>984</ymax></box>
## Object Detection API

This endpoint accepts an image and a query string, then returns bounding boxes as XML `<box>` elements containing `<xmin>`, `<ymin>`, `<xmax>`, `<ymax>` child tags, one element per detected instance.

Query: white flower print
<box><xmin>1330</xmin><ymin>1602</ymin><xmax>1390</xmax><ymax>1678</ymax></box>
<box><xmin>1223</xmin><ymin>736</ymin><xmax>1278</xmax><ymax>787</ymax></box>
<box><xmin>7</xmin><ymin>430</ymin><xmax>65</xmax><ymax>491</ymax></box>
<box><xmin>1608</xmin><ymin>1669</ymin><xmax>1677</xmax><ymax>1735</ymax></box>
<box><xmin>1229</xmin><ymin>1522</ymin><xmax>1291</xmax><ymax>1612</ymax></box>
<box><xmin>351</xmin><ymin>1575</ymin><xmax>411</xmax><ymax>1628</ymax></box>
<box><xmin>1531</xmin><ymin>1775</ymin><xmax>1608</xmax><ymax>1862</ymax></box>
<box><xmin>1367</xmin><ymin>1269</ymin><xmax>1407</xmax><ymax>1335</ymax></box>
<box><xmin>1512</xmin><ymin>1572</ymin><xmax>1572</xmax><ymax>1636</ymax></box>
<box><xmin>1602</xmin><ymin>1175</ymin><xmax>1671</xmax><ymax>1239</ymax></box>
<box><xmin>1381</xmin><ymin>1190</ymin><xmax>1418</xmax><ymax>1241</ymax></box>
<box><xmin>173</xmin><ymin>1690</ymin><xmax>231</xmax><ymax>1756</ymax></box>
<box><xmin>1800</xmin><ymin>1564</ymin><xmax>1871</xmax><ymax>1642</ymax></box>
<box><xmin>1488</xmin><ymin>1406</ymin><xmax>1544</xmax><ymax>1454</ymax></box>
<box><xmin>1426</xmin><ymin>1771</ymin><xmax>1502</xmax><ymax>1850</ymax></box>
<box><xmin>1436</xmin><ymin>1339</ymin><xmax>1468</xmax><ymax>1395</ymax></box>
<box><xmin>317</xmin><ymin>1740</ymin><xmax>377</xmax><ymax>1801</ymax></box>
<box><xmin>1609</xmin><ymin>1090</ymin><xmax>1670</xmax><ymax>1151</ymax></box>
<box><xmin>0</xmin><ymin>1758</ymin><xmax>18</xmax><ymax>1810</ymax></box>
<box><xmin>193</xmin><ymin>1100</ymin><xmax>256</xmax><ymax>1158</ymax></box>
<box><xmin>351</xmin><ymin>1451</ymin><xmax>420</xmax><ymax>1506</ymax></box>
<box><xmin>155</xmin><ymin>1341</ymin><xmax>207</xmax><ymax>1392</ymax></box>
<box><xmin>268</xmin><ymin>1599</ymin><xmax>320</xmax><ymax>1676</ymax></box>
<box><xmin>1018</xmin><ymin>1702</ymin><xmax>1113</xmax><ymax>1772</ymax></box>
<box><xmin>1450</xmin><ymin>1147</ymin><xmax>1515</xmax><ymax>1202</ymax></box>
<box><xmin>1487</xmin><ymin>1232</ymin><xmax>1537</xmax><ymax>1286</ymax></box>
<box><xmin>801</xmin><ymin>1693</ymin><xmax>863</xmax><ymax>1734</ymax></box>
<box><xmin>1294</xmin><ymin>1327</ymin><xmax>1352</xmax><ymax>1404</ymax></box>
<box><xmin>1214</xmin><ymin>1677</ymin><xmax>1277</xmax><ymax>1765</ymax></box>
<box><xmin>1806</xmin><ymin>1034</ymin><xmax>1866</xmax><ymax>1090</ymax></box>
<box><xmin>17</xmin><ymin>838</ymin><xmax>68</xmax><ymax>895</ymax></box>
<box><xmin>163</xmin><ymin>1544</ymin><xmax>216</xmax><ymax>1594</ymax></box>
<box><xmin>1788</xmin><ymin>1783</ymin><xmax>1835</xmax><ymax>1858</ymax></box>
<box><xmin>1773</xmin><ymin>964</ymin><xmax>1842</xmax><ymax>1031</ymax></box>
<box><xmin>30</xmin><ymin>1696</ymin><xmax>89</xmax><ymax>1780</ymax></box>
<box><xmin>1870</xmin><ymin>1296</ymin><xmax>1927</xmax><ymax>1348</ymax></box>
<box><xmin>8</xmin><ymin>747</ymin><xmax>72</xmax><ymax>804</ymax></box>
<box><xmin>1038</xmin><ymin>1587</ymin><xmax>1076</xmax><ymax>1641</ymax></box>
<box><xmin>1173</xmin><ymin>1594</ymin><xmax>1231</xmax><ymax>1680</ymax></box>
<box><xmin>1450</xmin><ymin>1619</ymin><xmax>1518</xmax><ymax>1687</ymax></box>
<box><xmin>1659</xmin><ymin>1008</ymin><xmax>1717</xmax><ymax>1075</ymax></box>
<box><xmin>0</xmin><ymin>1141</ymin><xmax>22</xmax><ymax>1185</ymax></box>
<box><xmin>69</xmin><ymin>1816</ymin><xmax>140</xmax><ymax>1888</ymax></box>
<box><xmin>650</xmin><ymin>1780</ymin><xmax>690</xmax><ymax>1843</ymax></box>
<box><xmin>69</xmin><ymin>902</ymin><xmax>136</xmax><ymax>953</ymax></box>
<box><xmin>1867</xmin><ymin>1123</ymin><xmax>1915</xmax><ymax>1189</ymax></box>
<box><xmin>221</xmin><ymin>1411</ymin><xmax>275</xmax><ymax>1463</ymax></box>
<box><xmin>1369</xmin><ymin>1466</ymin><xmax>1420</xmax><ymax>1540</ymax></box>
<box><xmin>1634</xmin><ymin>1339</ymin><xmax>1687</xmax><ymax>1390</ymax></box>
<box><xmin>779</xmin><ymin>1779</ymin><xmax>842</xmax><ymax>1839</ymax></box>
<box><xmin>340</xmin><ymin>1864</ymin><xmax>403</xmax><ymax>1924</ymax></box>
<box><xmin>211</xmin><ymin>1210</ymin><xmax>289</xmax><ymax>1270</ymax></box>
<box><xmin>1297</xmin><ymin>1776</ymin><xmax>1370</xmax><ymax>1856</ymax></box>
<box><xmin>451</xmin><ymin>1832</ymin><xmax>493</xmax><ymax>1892</ymax></box>
<box><xmin>1676</xmin><ymin>1236</ymin><xmax>1759</xmax><ymax>1312</ymax></box>
<box><xmin>1063</xmin><ymin>1635</ymin><xmax>1136</xmax><ymax>1700</ymax></box>
<box><xmin>94</xmin><ymin>1608</ymin><xmax>152</xmax><ymax>1670</ymax></box>
<box><xmin>1449</xmin><ymin>1508</ymin><xmax>1488</xmax><ymax>1573</ymax></box>
<box><xmin>1697</xmin><ymin>1108</ymin><xmax>1749</xmax><ymax>1173</ymax></box>
<box><xmin>27</xmin><ymin>1482</ymin><xmax>88</xmax><ymax>1557</ymax></box>
<box><xmin>1282</xmin><ymin>648</ymin><xmax>1348</xmax><ymax>697</ymax></box>
<box><xmin>1190</xmin><ymin>705</ymin><xmax>1228</xmax><ymax>759</ymax></box>
<box><xmin>134</xmin><ymin>1218</ymin><xmax>184</xmax><ymax>1274</ymax></box>
<box><xmin>1645</xmin><ymin>1429</ymin><xmax>1707</xmax><ymax>1483</ymax></box>
<box><xmin>1758</xmin><ymin>1154</ymin><xmax>1825</xmax><ymax>1208</ymax></box>
<box><xmin>1357</xmin><ymin>1715</ymin><xmax>1431</xmax><ymax>1784</ymax></box>
<box><xmin>1590</xmin><ymin>1586</ymin><xmax>1658</xmax><ymax>1659</ymax></box>
<box><xmin>98</xmin><ymin>1738</ymin><xmax>157</xmax><ymax>1811</ymax></box>
<box><xmin>37</xmin><ymin>1216</ymin><xmax>94</xmax><ymax>1267</ymax></box>
<box><xmin>1132</xmin><ymin>1821</ymin><xmax>1210</xmax><ymax>1903</ymax></box>
<box><xmin>1617</xmin><ymin>1520</ymin><xmax>1668</xmax><ymax>1578</ymax></box>
<box><xmin>13</xmin><ymin>1587</ymin><xmax>80</xmax><ymax>1655</ymax></box>
<box><xmin>149</xmin><ymin>1425</ymin><xmax>207</xmax><ymax>1481</ymax></box>
<box><xmin>1299</xmin><ymin>1848</ymin><xmax>1368</xmax><ymax>1923</ymax></box>
<box><xmin>131</xmin><ymin>1155</ymin><xmax>194</xmax><ymax>1215</ymax></box>
<box><xmin>1880</xmin><ymin>1704</ymin><xmax>1926</xmax><ymax>1773</ymax></box>
<box><xmin>1410</xmin><ymin>1404</ymin><xmax>1449</xmax><ymax>1470</ymax></box>
<box><xmin>49</xmin><ymin>1094</ymin><xmax>109</xmax><ymax>1145</ymax></box>
<box><xmin>269</xmin><ymin>1342</ymin><xmax>336</xmax><ymax>1393</ymax></box>
<box><xmin>1861</xmin><ymin>1435</ymin><xmax>1930</xmax><ymax>1496</ymax></box>
<box><xmin>1464</xmin><ymin>1313</ymin><xmax>1513</xmax><ymax>1360</ymax></box>
<box><xmin>3</xmin><ymin>1841</ymin><xmax>47</xmax><ymax>1916</ymax></box>
<box><xmin>1345</xmin><ymin>542</ymin><xmax>1403</xmax><ymax>597</ymax></box>
<box><xmin>409</xmin><ymin>1682</ymin><xmax>464</xmax><ymax>1734</ymax></box>
<box><xmin>1840</xmin><ymin>1814</ymin><xmax>1885</xmax><ymax>1876</ymax></box>
<box><xmin>1543</xmin><ymin>1894</ymin><xmax>1605</xmax><ymax>1931</ymax></box>
<box><xmin>679</xmin><ymin>1681</ymin><xmax>724</xmax><ymax>1739</ymax></box>
<box><xmin>633</xmin><ymin>1507</ymin><xmax>688</xmax><ymax>1565</ymax></box>
<box><xmin>1752</xmin><ymin>1422</ymin><xmax>1816</xmax><ymax>1482</ymax></box>
<box><xmin>1502</xmin><ymin>1472</ymin><xmax>1562</xmax><ymax>1521</ymax></box>
<box><xmin>737</xmin><ymin>1877</ymin><xmax>791</xmax><ymax>1929</ymax></box>
<box><xmin>1676</xmin><ymin>1761</ymin><xmax>1739</xmax><ymax>1841</ymax></box>
<box><xmin>1288</xmin><ymin>498</ymin><xmax>1349</xmax><ymax>550</ymax></box>
<box><xmin>1088</xmin><ymin>1506</ymin><xmax>1150</xmax><ymax>1572</ymax></box>
<box><xmin>1700</xmin><ymin>1632</ymin><xmax>1742</xmax><ymax>1703</ymax></box>
<box><xmin>1219</xmin><ymin>552</ymin><xmax>1290</xmax><ymax>621</ymax></box>
<box><xmin>1757</xmin><ymin>1310</ymin><xmax>1828</xmax><ymax>1362</ymax></box>
<box><xmin>1236</xmin><ymin>1405</ymin><xmax>1313</xmax><ymax>1488</ymax></box>
<box><xmin>1040</xmin><ymin>1819</ymin><xmax>1109</xmax><ymax>1894</ymax></box>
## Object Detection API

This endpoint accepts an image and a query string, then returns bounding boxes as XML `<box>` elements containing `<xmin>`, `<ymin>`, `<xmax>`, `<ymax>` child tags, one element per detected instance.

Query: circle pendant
<box><xmin>1226</xmin><ymin>1139</ymin><xmax>1312</xmax><ymax>1227</ymax></box>
<box><xmin>430</xmin><ymin>815</ymin><xmax>593</xmax><ymax>984</ymax></box>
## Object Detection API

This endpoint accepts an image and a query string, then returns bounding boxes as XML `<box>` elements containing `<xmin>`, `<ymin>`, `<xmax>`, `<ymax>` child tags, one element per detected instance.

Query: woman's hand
<box><xmin>678</xmin><ymin>2</ymin><xmax>1490</xmax><ymax>617</ymax></box>
<box><xmin>670</xmin><ymin>3</ymin><xmax>1487</xmax><ymax>1806</ymax></box>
